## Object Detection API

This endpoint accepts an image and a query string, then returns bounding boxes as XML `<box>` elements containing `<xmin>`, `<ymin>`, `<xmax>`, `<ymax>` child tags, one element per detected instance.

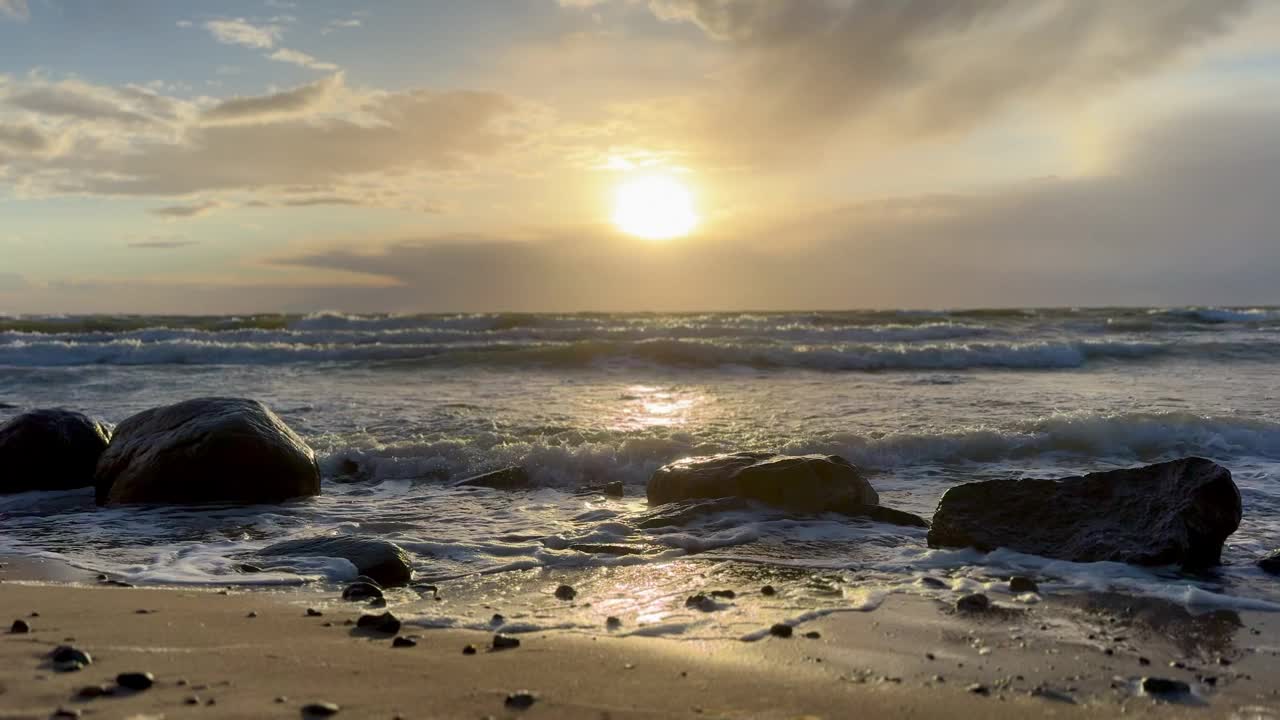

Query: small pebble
<box><xmin>185</xmin><ymin>696</ymin><xmax>201</xmax><ymax>705</ymax></box>
<box><xmin>803</xmin><ymin>631</ymin><xmax>821</xmax><ymax>639</ymax></box>
<box><xmin>247</xmin><ymin>611</ymin><xmax>259</xmax><ymax>618</ymax></box>
<box><xmin>10</xmin><ymin>619</ymin><xmax>30</xmax><ymax>633</ymax></box>
<box><xmin>276</xmin><ymin>696</ymin><xmax>288</xmax><ymax>703</ymax></box>
<box><xmin>306</xmin><ymin>608</ymin><xmax>323</xmax><ymax>617</ymax></box>
<box><xmin>606</xmin><ymin>616</ymin><xmax>622</xmax><ymax>629</ymax></box>
<box><xmin>392</xmin><ymin>636</ymin><xmax>417</xmax><ymax>648</ymax></box>
<box><xmin>769</xmin><ymin>623</ymin><xmax>793</xmax><ymax>638</ymax></box>
<box><xmin>968</xmin><ymin>683</ymin><xmax>990</xmax><ymax>696</ymax></box>
<box><xmin>51</xmin><ymin>708</ymin><xmax>80</xmax><ymax>718</ymax></box>
<box><xmin>1008</xmin><ymin>576</ymin><xmax>1039</xmax><ymax>593</ymax></box>
<box><xmin>490</xmin><ymin>613</ymin><xmax>505</xmax><ymax>625</ymax></box>
<box><xmin>504</xmin><ymin>691</ymin><xmax>537</xmax><ymax>709</ymax></box>
<box><xmin>463</xmin><ymin>644</ymin><xmax>478</xmax><ymax>655</ymax></box>
<box><xmin>77</xmin><ymin>685</ymin><xmax>109</xmax><ymax>699</ymax></box>
<box><xmin>1138</xmin><ymin>656</ymin><xmax>1151</xmax><ymax>666</ymax></box>
<box><xmin>29</xmin><ymin>611</ymin><xmax>39</xmax><ymax>617</ymax></box>
<box><xmin>760</xmin><ymin>585</ymin><xmax>776</xmax><ymax>596</ymax></box>
<box><xmin>1141</xmin><ymin>677</ymin><xmax>1191</xmax><ymax>697</ymax></box>
<box><xmin>302</xmin><ymin>701</ymin><xmax>341</xmax><ymax>717</ymax></box>
<box><xmin>709</xmin><ymin>589</ymin><xmax>736</xmax><ymax>599</ymax></box>
<box><xmin>116</xmin><ymin>671</ymin><xmax>155</xmax><ymax>691</ymax></box>
<box><xmin>492</xmin><ymin>634</ymin><xmax>520</xmax><ymax>650</ymax></box>
<box><xmin>341</xmin><ymin>582</ymin><xmax>383</xmax><ymax>602</ymax></box>
<box><xmin>368</xmin><ymin>597</ymin><xmax>387</xmax><ymax>609</ymax></box>
<box><xmin>554</xmin><ymin>584</ymin><xmax>577</xmax><ymax>601</ymax></box>
<box><xmin>356</xmin><ymin>612</ymin><xmax>401</xmax><ymax>635</ymax></box>
<box><xmin>955</xmin><ymin>593</ymin><xmax>990</xmax><ymax>613</ymax></box>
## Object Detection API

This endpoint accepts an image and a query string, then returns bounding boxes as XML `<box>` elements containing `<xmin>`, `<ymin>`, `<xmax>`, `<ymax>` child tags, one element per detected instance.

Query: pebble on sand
<box><xmin>306</xmin><ymin>608</ymin><xmax>323</xmax><ymax>617</ymax></box>
<box><xmin>302</xmin><ymin>701</ymin><xmax>342</xmax><ymax>717</ymax></box>
<box><xmin>1141</xmin><ymin>677</ymin><xmax>1191</xmax><ymax>697</ymax></box>
<box><xmin>554</xmin><ymin>584</ymin><xmax>577</xmax><ymax>601</ymax></box>
<box><xmin>116</xmin><ymin>671</ymin><xmax>155</xmax><ymax>691</ymax></box>
<box><xmin>355</xmin><ymin>612</ymin><xmax>401</xmax><ymax>635</ymax></box>
<box><xmin>50</xmin><ymin>645</ymin><xmax>92</xmax><ymax>672</ymax></box>
<box><xmin>392</xmin><ymin>636</ymin><xmax>417</xmax><ymax>648</ymax></box>
<box><xmin>1008</xmin><ymin>576</ymin><xmax>1039</xmax><ymax>593</ymax></box>
<box><xmin>9</xmin><ymin>619</ymin><xmax>30</xmax><ymax>633</ymax></box>
<box><xmin>492</xmin><ymin>634</ymin><xmax>520</xmax><ymax>650</ymax></box>
<box><xmin>709</xmin><ymin>589</ymin><xmax>736</xmax><ymax>599</ymax></box>
<box><xmin>955</xmin><ymin>593</ymin><xmax>991</xmax><ymax>613</ymax></box>
<box><xmin>760</xmin><ymin>585</ymin><xmax>776</xmax><ymax>596</ymax></box>
<box><xmin>51</xmin><ymin>708</ymin><xmax>80</xmax><ymax>718</ymax></box>
<box><xmin>505</xmin><ymin>691</ymin><xmax>537</xmax><ymax>709</ymax></box>
<box><xmin>967</xmin><ymin>684</ymin><xmax>990</xmax><ymax>696</ymax></box>
<box><xmin>463</xmin><ymin>644</ymin><xmax>478</xmax><ymax>655</ymax></box>
<box><xmin>606</xmin><ymin>616</ymin><xmax>622</xmax><ymax>629</ymax></box>
<box><xmin>769</xmin><ymin>624</ymin><xmax>793</xmax><ymax>638</ymax></box>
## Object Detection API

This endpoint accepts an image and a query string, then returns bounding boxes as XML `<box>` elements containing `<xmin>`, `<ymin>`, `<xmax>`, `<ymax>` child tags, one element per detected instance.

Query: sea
<box><xmin>2</xmin><ymin>308</ymin><xmax>1279</xmax><ymax>636</ymax></box>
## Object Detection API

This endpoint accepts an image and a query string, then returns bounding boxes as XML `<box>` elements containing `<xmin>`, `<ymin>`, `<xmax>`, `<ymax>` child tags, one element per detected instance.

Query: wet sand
<box><xmin>2</xmin><ymin>559</ymin><xmax>1279</xmax><ymax>719</ymax></box>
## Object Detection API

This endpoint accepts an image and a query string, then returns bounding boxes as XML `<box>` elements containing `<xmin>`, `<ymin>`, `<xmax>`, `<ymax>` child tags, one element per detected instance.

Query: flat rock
<box><xmin>648</xmin><ymin>452</ymin><xmax>878</xmax><ymax>510</ymax></box>
<box><xmin>927</xmin><ymin>458</ymin><xmax>1241</xmax><ymax>569</ymax></box>
<box><xmin>0</xmin><ymin>409</ymin><xmax>110</xmax><ymax>494</ymax></box>
<box><xmin>94</xmin><ymin>397</ymin><xmax>319</xmax><ymax>505</ymax></box>
<box><xmin>258</xmin><ymin>537</ymin><xmax>412</xmax><ymax>587</ymax></box>
<box><xmin>452</xmin><ymin>466</ymin><xmax>530</xmax><ymax>490</ymax></box>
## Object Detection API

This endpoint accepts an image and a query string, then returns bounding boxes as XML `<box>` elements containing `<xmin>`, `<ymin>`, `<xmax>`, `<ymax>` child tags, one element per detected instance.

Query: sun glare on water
<box><xmin>612</xmin><ymin>174</ymin><xmax>698</xmax><ymax>240</ymax></box>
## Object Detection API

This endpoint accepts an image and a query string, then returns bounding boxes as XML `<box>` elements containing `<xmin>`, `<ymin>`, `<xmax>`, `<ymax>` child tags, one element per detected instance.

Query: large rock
<box><xmin>648</xmin><ymin>452</ymin><xmax>879</xmax><ymax>510</ymax></box>
<box><xmin>927</xmin><ymin>457</ymin><xmax>1241</xmax><ymax>569</ymax></box>
<box><xmin>1260</xmin><ymin>550</ymin><xmax>1280</xmax><ymax>576</ymax></box>
<box><xmin>94</xmin><ymin>397</ymin><xmax>319</xmax><ymax>505</ymax></box>
<box><xmin>0</xmin><ymin>409</ymin><xmax>110</xmax><ymax>494</ymax></box>
<box><xmin>257</xmin><ymin>536</ymin><xmax>413</xmax><ymax>587</ymax></box>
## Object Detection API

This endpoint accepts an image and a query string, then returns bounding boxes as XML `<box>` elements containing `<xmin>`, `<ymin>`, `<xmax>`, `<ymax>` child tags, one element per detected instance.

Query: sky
<box><xmin>2</xmin><ymin>0</ymin><xmax>1279</xmax><ymax>313</ymax></box>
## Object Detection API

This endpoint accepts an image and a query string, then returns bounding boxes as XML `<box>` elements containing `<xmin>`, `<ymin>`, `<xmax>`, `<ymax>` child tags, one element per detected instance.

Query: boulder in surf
<box><xmin>257</xmin><ymin>536</ymin><xmax>412</xmax><ymax>587</ymax></box>
<box><xmin>94</xmin><ymin>397</ymin><xmax>320</xmax><ymax>505</ymax></box>
<box><xmin>0</xmin><ymin>408</ymin><xmax>110</xmax><ymax>494</ymax></box>
<box><xmin>927</xmin><ymin>457</ymin><xmax>1240</xmax><ymax>570</ymax></box>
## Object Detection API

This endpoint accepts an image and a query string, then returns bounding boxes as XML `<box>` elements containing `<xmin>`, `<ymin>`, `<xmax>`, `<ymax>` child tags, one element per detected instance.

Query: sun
<box><xmin>612</xmin><ymin>174</ymin><xmax>698</xmax><ymax>240</ymax></box>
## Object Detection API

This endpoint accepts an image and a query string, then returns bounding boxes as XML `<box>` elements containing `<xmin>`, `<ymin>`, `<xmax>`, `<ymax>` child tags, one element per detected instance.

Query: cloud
<box><xmin>147</xmin><ymin>200</ymin><xmax>223</xmax><ymax>218</ymax></box>
<box><xmin>268</xmin><ymin>48</ymin><xmax>339</xmax><ymax>72</ymax></box>
<box><xmin>5</xmin><ymin>86</ymin><xmax>150</xmax><ymax>124</ymax></box>
<box><xmin>602</xmin><ymin>0</ymin><xmax>1256</xmax><ymax>165</ymax></box>
<box><xmin>201</xmin><ymin>73</ymin><xmax>342</xmax><ymax>122</ymax></box>
<box><xmin>0</xmin><ymin>122</ymin><xmax>53</xmax><ymax>154</ymax></box>
<box><xmin>262</xmin><ymin>102</ymin><xmax>1280</xmax><ymax>311</ymax></box>
<box><xmin>0</xmin><ymin>0</ymin><xmax>27</xmax><ymax>21</ymax></box>
<box><xmin>205</xmin><ymin>18</ymin><xmax>281</xmax><ymax>49</ymax></box>
<box><xmin>0</xmin><ymin>272</ymin><xmax>27</xmax><ymax>291</ymax></box>
<box><xmin>127</xmin><ymin>236</ymin><xmax>199</xmax><ymax>249</ymax></box>
<box><xmin>321</xmin><ymin>18</ymin><xmax>361</xmax><ymax>34</ymax></box>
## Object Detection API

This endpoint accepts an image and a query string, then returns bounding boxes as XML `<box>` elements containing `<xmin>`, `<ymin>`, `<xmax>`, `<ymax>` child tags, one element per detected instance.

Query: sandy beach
<box><xmin>2</xmin><ymin>557</ymin><xmax>1278</xmax><ymax>719</ymax></box>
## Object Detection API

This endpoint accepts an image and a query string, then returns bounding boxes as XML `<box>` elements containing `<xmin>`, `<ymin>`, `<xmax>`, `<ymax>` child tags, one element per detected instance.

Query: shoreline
<box><xmin>4</xmin><ymin>557</ymin><xmax>1280</xmax><ymax>718</ymax></box>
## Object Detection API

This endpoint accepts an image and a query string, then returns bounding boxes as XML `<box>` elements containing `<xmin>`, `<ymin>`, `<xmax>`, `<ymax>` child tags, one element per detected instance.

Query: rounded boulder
<box><xmin>0</xmin><ymin>409</ymin><xmax>110</xmax><ymax>494</ymax></box>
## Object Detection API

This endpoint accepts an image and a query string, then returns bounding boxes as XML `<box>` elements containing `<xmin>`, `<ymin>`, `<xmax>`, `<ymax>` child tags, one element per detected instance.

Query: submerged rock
<box><xmin>452</xmin><ymin>466</ymin><xmax>530</xmax><ymax>490</ymax></box>
<box><xmin>1259</xmin><ymin>550</ymin><xmax>1280</xmax><ymax>576</ymax></box>
<box><xmin>94</xmin><ymin>397</ymin><xmax>319</xmax><ymax>505</ymax></box>
<box><xmin>649</xmin><ymin>452</ymin><xmax>878</xmax><ymax>510</ymax></box>
<box><xmin>0</xmin><ymin>409</ymin><xmax>110</xmax><ymax>494</ymax></box>
<box><xmin>928</xmin><ymin>458</ymin><xmax>1241</xmax><ymax>569</ymax></box>
<box><xmin>259</xmin><ymin>537</ymin><xmax>412</xmax><ymax>587</ymax></box>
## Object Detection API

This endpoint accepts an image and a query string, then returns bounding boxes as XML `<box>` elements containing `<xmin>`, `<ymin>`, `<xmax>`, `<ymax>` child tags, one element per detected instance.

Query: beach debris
<box><xmin>356</xmin><ymin>612</ymin><xmax>401</xmax><ymax>635</ymax></box>
<box><xmin>492</xmin><ymin>634</ymin><xmax>520</xmax><ymax>650</ymax></box>
<box><xmin>760</xmin><ymin>585</ymin><xmax>776</xmax><ymax>596</ymax></box>
<box><xmin>709</xmin><ymin>589</ymin><xmax>736</xmax><ymax>599</ymax></box>
<box><xmin>929</xmin><ymin>458</ymin><xmax>1239</xmax><ymax>570</ymax></box>
<box><xmin>115</xmin><ymin>671</ymin><xmax>155</xmax><ymax>691</ymax></box>
<box><xmin>1008</xmin><ymin>576</ymin><xmax>1039</xmax><ymax>593</ymax></box>
<box><xmin>392</xmin><ymin>636</ymin><xmax>417</xmax><ymax>648</ymax></box>
<box><xmin>341</xmin><ymin>582</ymin><xmax>383</xmax><ymax>602</ymax></box>
<box><xmin>463</xmin><ymin>644</ymin><xmax>478</xmax><ymax>655</ymax></box>
<box><xmin>504</xmin><ymin>691</ymin><xmax>537</xmax><ymax>709</ymax></box>
<box><xmin>955</xmin><ymin>593</ymin><xmax>990</xmax><ymax>613</ymax></box>
<box><xmin>9</xmin><ymin>618</ymin><xmax>30</xmax><ymax>633</ymax></box>
<box><xmin>50</xmin><ymin>645</ymin><xmax>92</xmax><ymax>672</ymax></box>
<box><xmin>1141</xmin><ymin>676</ymin><xmax>1191</xmax><ymax>698</ymax></box>
<box><xmin>769</xmin><ymin>623</ymin><xmax>793</xmax><ymax>638</ymax></box>
<box><xmin>554</xmin><ymin>584</ymin><xmax>577</xmax><ymax>601</ymax></box>
<box><xmin>685</xmin><ymin>593</ymin><xmax>717</xmax><ymax>612</ymax></box>
<box><xmin>301</xmin><ymin>701</ymin><xmax>341</xmax><ymax>717</ymax></box>
<box><xmin>306</xmin><ymin>608</ymin><xmax>323</xmax><ymax>617</ymax></box>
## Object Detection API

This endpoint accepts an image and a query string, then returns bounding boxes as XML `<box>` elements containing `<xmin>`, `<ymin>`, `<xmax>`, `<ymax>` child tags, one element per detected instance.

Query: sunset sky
<box><xmin>2</xmin><ymin>0</ymin><xmax>1278</xmax><ymax>313</ymax></box>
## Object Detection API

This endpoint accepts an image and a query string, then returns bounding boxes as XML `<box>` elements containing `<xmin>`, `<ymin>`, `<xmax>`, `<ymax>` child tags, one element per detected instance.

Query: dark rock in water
<box><xmin>634</xmin><ymin>497</ymin><xmax>751</xmax><ymax>529</ymax></box>
<box><xmin>368</xmin><ymin>597</ymin><xmax>387</xmax><ymax>609</ymax></box>
<box><xmin>760</xmin><ymin>585</ymin><xmax>776</xmax><ymax>596</ymax></box>
<box><xmin>9</xmin><ymin>619</ymin><xmax>29</xmax><ymax>633</ymax></box>
<box><xmin>955</xmin><ymin>593</ymin><xmax>991</xmax><ymax>613</ymax></box>
<box><xmin>919</xmin><ymin>577</ymin><xmax>947</xmax><ymax>589</ymax></box>
<box><xmin>301</xmin><ymin>701</ymin><xmax>341</xmax><ymax>717</ymax></box>
<box><xmin>259</xmin><ymin>537</ymin><xmax>412</xmax><ymax>587</ymax></box>
<box><xmin>0</xmin><ymin>408</ymin><xmax>110</xmax><ymax>494</ymax></box>
<box><xmin>1259</xmin><ymin>550</ymin><xmax>1280</xmax><ymax>575</ymax></box>
<box><xmin>339</xmin><ymin>581</ymin><xmax>384</xmax><ymax>602</ymax></box>
<box><xmin>115</xmin><ymin>672</ymin><xmax>155</xmax><ymax>691</ymax></box>
<box><xmin>554</xmin><ymin>584</ymin><xmax>577</xmax><ymax>601</ymax></box>
<box><xmin>575</xmin><ymin>481</ymin><xmax>624</xmax><ymax>497</ymax></box>
<box><xmin>492</xmin><ymin>634</ymin><xmax>520</xmax><ymax>650</ymax></box>
<box><xmin>648</xmin><ymin>452</ymin><xmax>878</xmax><ymax>510</ymax></box>
<box><xmin>1009</xmin><ymin>576</ymin><xmax>1039</xmax><ymax>593</ymax></box>
<box><xmin>452</xmin><ymin>466</ymin><xmax>530</xmax><ymax>490</ymax></box>
<box><xmin>94</xmin><ymin>397</ymin><xmax>319</xmax><ymax>506</ymax></box>
<box><xmin>769</xmin><ymin>623</ymin><xmax>793</xmax><ymax>638</ymax></box>
<box><xmin>51</xmin><ymin>645</ymin><xmax>92</xmax><ymax>672</ymax></box>
<box><xmin>927</xmin><ymin>458</ymin><xmax>1241</xmax><ymax>569</ymax></box>
<box><xmin>356</xmin><ymin>612</ymin><xmax>401</xmax><ymax>635</ymax></box>
<box><xmin>827</xmin><ymin>501</ymin><xmax>930</xmax><ymax>528</ymax></box>
<box><xmin>685</xmin><ymin>593</ymin><xmax>717</xmax><ymax>612</ymax></box>
<box><xmin>392</xmin><ymin>636</ymin><xmax>417</xmax><ymax>648</ymax></box>
<box><xmin>1141</xmin><ymin>677</ymin><xmax>1191</xmax><ymax>697</ymax></box>
<box><xmin>709</xmin><ymin>589</ymin><xmax>736</xmax><ymax>599</ymax></box>
<box><xmin>504</xmin><ymin>691</ymin><xmax>537</xmax><ymax>709</ymax></box>
<box><xmin>462</xmin><ymin>644</ymin><xmax>478</xmax><ymax>655</ymax></box>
